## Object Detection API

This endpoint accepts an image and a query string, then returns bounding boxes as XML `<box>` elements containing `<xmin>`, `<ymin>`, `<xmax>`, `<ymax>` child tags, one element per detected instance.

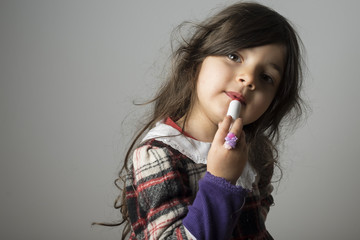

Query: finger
<box><xmin>229</xmin><ymin>118</ymin><xmax>244</xmax><ymax>137</ymax></box>
<box><xmin>238</xmin><ymin>130</ymin><xmax>247</xmax><ymax>147</ymax></box>
<box><xmin>213</xmin><ymin>115</ymin><xmax>232</xmax><ymax>144</ymax></box>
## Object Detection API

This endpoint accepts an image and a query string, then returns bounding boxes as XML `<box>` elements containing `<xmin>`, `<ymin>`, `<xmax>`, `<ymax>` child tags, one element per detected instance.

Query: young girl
<box><xmin>105</xmin><ymin>2</ymin><xmax>304</xmax><ymax>239</ymax></box>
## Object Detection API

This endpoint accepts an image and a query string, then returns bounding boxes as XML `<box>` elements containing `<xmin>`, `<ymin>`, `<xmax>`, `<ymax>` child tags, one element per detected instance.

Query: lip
<box><xmin>225</xmin><ymin>91</ymin><xmax>246</xmax><ymax>104</ymax></box>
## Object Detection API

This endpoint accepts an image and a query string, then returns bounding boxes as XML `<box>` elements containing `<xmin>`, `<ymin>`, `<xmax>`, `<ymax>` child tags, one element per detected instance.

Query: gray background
<box><xmin>1</xmin><ymin>0</ymin><xmax>360</xmax><ymax>239</ymax></box>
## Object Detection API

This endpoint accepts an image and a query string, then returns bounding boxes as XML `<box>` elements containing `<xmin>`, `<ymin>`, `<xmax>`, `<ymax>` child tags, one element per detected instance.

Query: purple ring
<box><xmin>224</xmin><ymin>132</ymin><xmax>238</xmax><ymax>149</ymax></box>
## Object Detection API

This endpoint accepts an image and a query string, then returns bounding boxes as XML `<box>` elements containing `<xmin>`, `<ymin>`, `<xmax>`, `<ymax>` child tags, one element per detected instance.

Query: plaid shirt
<box><xmin>125</xmin><ymin>121</ymin><xmax>274</xmax><ymax>239</ymax></box>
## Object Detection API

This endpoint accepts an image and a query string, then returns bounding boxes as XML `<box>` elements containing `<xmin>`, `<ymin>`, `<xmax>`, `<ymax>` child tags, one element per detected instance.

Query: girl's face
<box><xmin>193</xmin><ymin>43</ymin><xmax>286</xmax><ymax>127</ymax></box>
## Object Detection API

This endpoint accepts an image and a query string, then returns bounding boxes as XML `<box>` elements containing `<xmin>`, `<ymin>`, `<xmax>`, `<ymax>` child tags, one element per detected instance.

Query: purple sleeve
<box><xmin>183</xmin><ymin>172</ymin><xmax>248</xmax><ymax>240</ymax></box>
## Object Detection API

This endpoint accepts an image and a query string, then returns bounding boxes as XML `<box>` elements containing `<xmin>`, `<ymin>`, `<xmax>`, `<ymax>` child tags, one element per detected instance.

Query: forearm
<box><xmin>183</xmin><ymin>172</ymin><xmax>248</xmax><ymax>240</ymax></box>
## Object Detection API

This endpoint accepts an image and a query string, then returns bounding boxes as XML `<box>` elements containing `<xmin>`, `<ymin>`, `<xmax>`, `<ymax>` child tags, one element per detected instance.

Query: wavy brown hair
<box><xmin>94</xmin><ymin>2</ymin><xmax>305</xmax><ymax>239</ymax></box>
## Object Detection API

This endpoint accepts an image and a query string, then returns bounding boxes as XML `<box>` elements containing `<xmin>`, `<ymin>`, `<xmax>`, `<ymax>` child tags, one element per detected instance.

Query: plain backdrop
<box><xmin>1</xmin><ymin>0</ymin><xmax>360</xmax><ymax>239</ymax></box>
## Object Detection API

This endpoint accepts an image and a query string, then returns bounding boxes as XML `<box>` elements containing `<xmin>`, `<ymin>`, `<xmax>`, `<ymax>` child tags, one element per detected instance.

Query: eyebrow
<box><xmin>269</xmin><ymin>63</ymin><xmax>283</xmax><ymax>75</ymax></box>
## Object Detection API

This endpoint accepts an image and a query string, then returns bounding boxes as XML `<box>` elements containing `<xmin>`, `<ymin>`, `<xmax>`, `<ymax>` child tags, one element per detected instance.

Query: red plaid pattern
<box><xmin>125</xmin><ymin>139</ymin><xmax>274</xmax><ymax>239</ymax></box>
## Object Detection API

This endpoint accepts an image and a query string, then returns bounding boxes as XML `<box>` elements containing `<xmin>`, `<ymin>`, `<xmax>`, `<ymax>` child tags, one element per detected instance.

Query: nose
<box><xmin>238</xmin><ymin>72</ymin><xmax>256</xmax><ymax>90</ymax></box>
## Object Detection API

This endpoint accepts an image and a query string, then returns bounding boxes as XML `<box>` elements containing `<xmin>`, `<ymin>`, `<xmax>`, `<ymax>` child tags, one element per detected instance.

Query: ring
<box><xmin>224</xmin><ymin>132</ymin><xmax>238</xmax><ymax>149</ymax></box>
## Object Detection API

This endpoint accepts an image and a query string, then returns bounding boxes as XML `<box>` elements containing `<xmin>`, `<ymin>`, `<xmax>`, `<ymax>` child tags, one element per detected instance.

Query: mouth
<box><xmin>225</xmin><ymin>91</ymin><xmax>246</xmax><ymax>105</ymax></box>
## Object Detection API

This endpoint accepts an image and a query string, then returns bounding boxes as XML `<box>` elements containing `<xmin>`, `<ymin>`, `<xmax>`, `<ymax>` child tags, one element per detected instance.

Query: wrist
<box><xmin>207</xmin><ymin>166</ymin><xmax>241</xmax><ymax>185</ymax></box>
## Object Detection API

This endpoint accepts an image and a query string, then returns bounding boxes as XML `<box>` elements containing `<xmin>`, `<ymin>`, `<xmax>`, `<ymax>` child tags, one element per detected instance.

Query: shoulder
<box><xmin>132</xmin><ymin>139</ymin><xmax>182</xmax><ymax>166</ymax></box>
<box><xmin>130</xmin><ymin>139</ymin><xmax>190</xmax><ymax>182</ymax></box>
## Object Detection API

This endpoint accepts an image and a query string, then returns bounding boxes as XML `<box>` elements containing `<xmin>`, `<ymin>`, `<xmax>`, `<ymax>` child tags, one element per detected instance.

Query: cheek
<box><xmin>196</xmin><ymin>74</ymin><xmax>223</xmax><ymax>99</ymax></box>
<box><xmin>260</xmin><ymin>93</ymin><xmax>276</xmax><ymax>113</ymax></box>
<box><xmin>250</xmin><ymin>94</ymin><xmax>275</xmax><ymax>120</ymax></box>
<box><xmin>195</xmin><ymin>78</ymin><xmax>208</xmax><ymax>100</ymax></box>
<box><xmin>197</xmin><ymin>58</ymin><xmax>231</xmax><ymax>89</ymax></box>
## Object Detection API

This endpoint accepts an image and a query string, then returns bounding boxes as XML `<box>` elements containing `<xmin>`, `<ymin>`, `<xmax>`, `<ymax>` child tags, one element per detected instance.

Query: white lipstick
<box><xmin>226</xmin><ymin>100</ymin><xmax>241</xmax><ymax>121</ymax></box>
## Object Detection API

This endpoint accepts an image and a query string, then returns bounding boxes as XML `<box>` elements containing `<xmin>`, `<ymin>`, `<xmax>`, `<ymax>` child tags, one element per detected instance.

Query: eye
<box><xmin>261</xmin><ymin>73</ymin><xmax>274</xmax><ymax>84</ymax></box>
<box><xmin>227</xmin><ymin>53</ymin><xmax>242</xmax><ymax>63</ymax></box>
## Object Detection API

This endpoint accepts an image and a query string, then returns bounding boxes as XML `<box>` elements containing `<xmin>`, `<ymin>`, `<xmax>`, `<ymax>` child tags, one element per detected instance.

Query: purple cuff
<box><xmin>183</xmin><ymin>172</ymin><xmax>247</xmax><ymax>240</ymax></box>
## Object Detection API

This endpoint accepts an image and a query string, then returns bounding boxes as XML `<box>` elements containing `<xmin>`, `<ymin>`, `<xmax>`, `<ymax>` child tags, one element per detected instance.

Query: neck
<box><xmin>177</xmin><ymin>112</ymin><xmax>218</xmax><ymax>143</ymax></box>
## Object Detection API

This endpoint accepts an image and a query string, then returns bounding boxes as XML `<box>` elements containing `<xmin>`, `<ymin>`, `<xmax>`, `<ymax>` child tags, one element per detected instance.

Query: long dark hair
<box><xmin>94</xmin><ymin>2</ymin><xmax>305</xmax><ymax>239</ymax></box>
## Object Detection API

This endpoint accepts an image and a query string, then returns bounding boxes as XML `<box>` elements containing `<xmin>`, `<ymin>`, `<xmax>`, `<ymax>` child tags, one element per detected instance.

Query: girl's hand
<box><xmin>207</xmin><ymin>115</ymin><xmax>248</xmax><ymax>184</ymax></box>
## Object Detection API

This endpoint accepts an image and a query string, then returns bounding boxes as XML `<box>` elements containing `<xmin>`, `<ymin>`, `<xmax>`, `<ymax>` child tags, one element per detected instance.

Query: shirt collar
<box><xmin>142</xmin><ymin>120</ymin><xmax>211</xmax><ymax>164</ymax></box>
<box><xmin>141</xmin><ymin>119</ymin><xmax>257</xmax><ymax>189</ymax></box>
